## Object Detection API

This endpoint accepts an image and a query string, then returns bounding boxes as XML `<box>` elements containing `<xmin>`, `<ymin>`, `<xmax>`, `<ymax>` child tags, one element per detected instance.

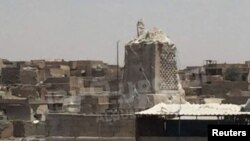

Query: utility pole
<box><xmin>116</xmin><ymin>40</ymin><xmax>120</xmax><ymax>95</ymax></box>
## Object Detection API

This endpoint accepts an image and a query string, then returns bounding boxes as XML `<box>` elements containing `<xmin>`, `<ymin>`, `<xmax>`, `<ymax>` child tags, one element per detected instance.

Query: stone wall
<box><xmin>1</xmin><ymin>67</ymin><xmax>20</xmax><ymax>84</ymax></box>
<box><xmin>11</xmin><ymin>86</ymin><xmax>39</xmax><ymax>99</ymax></box>
<box><xmin>46</xmin><ymin>114</ymin><xmax>135</xmax><ymax>138</ymax></box>
<box><xmin>123</xmin><ymin>44</ymin><xmax>156</xmax><ymax>94</ymax></box>
<box><xmin>5</xmin><ymin>105</ymin><xmax>31</xmax><ymax>121</ymax></box>
<box><xmin>0</xmin><ymin>99</ymin><xmax>31</xmax><ymax>121</ymax></box>
<box><xmin>201</xmin><ymin>81</ymin><xmax>248</xmax><ymax>96</ymax></box>
<box><xmin>0</xmin><ymin>120</ymin><xmax>13</xmax><ymax>139</ymax></box>
<box><xmin>13</xmin><ymin>121</ymin><xmax>46</xmax><ymax>137</ymax></box>
<box><xmin>20</xmin><ymin>69</ymin><xmax>38</xmax><ymax>84</ymax></box>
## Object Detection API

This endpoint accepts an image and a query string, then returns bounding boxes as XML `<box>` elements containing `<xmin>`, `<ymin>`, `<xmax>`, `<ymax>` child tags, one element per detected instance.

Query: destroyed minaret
<box><xmin>137</xmin><ymin>19</ymin><xmax>145</xmax><ymax>37</ymax></box>
<box><xmin>122</xmin><ymin>21</ymin><xmax>185</xmax><ymax>109</ymax></box>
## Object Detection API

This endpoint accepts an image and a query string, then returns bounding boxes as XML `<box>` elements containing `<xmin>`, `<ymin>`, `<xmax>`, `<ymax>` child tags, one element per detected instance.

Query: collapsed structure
<box><xmin>122</xmin><ymin>20</ymin><xmax>185</xmax><ymax>110</ymax></box>
<box><xmin>0</xmin><ymin>20</ymin><xmax>250</xmax><ymax>141</ymax></box>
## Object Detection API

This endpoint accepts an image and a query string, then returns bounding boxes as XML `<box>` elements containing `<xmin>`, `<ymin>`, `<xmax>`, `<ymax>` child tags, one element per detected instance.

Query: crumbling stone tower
<box><xmin>121</xmin><ymin>20</ymin><xmax>185</xmax><ymax>109</ymax></box>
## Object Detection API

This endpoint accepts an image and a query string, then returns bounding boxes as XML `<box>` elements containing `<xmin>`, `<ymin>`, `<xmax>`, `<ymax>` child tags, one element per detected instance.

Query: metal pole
<box><xmin>117</xmin><ymin>40</ymin><xmax>120</xmax><ymax>95</ymax></box>
<box><xmin>178</xmin><ymin>116</ymin><xmax>181</xmax><ymax>137</ymax></box>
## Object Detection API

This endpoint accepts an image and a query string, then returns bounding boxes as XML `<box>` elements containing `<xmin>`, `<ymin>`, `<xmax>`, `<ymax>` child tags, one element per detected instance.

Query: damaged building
<box><xmin>0</xmin><ymin>20</ymin><xmax>250</xmax><ymax>141</ymax></box>
<box><xmin>121</xmin><ymin>19</ymin><xmax>185</xmax><ymax>111</ymax></box>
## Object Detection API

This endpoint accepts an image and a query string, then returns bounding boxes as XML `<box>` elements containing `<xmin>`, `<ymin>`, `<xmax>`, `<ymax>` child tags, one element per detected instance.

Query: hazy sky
<box><xmin>1</xmin><ymin>0</ymin><xmax>250</xmax><ymax>68</ymax></box>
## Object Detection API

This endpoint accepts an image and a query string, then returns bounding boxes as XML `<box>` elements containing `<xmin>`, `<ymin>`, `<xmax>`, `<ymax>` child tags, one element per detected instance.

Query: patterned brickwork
<box><xmin>159</xmin><ymin>46</ymin><xmax>178</xmax><ymax>90</ymax></box>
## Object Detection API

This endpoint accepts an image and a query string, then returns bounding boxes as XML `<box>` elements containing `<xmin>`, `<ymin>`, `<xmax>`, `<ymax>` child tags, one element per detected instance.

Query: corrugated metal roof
<box><xmin>136</xmin><ymin>103</ymin><xmax>250</xmax><ymax>116</ymax></box>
